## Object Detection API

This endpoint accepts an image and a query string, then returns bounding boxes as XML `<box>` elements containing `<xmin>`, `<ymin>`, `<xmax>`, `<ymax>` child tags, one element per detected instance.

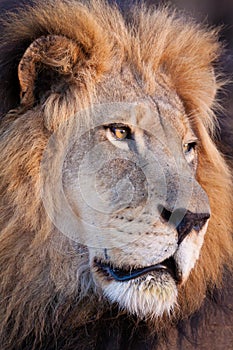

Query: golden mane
<box><xmin>0</xmin><ymin>1</ymin><xmax>232</xmax><ymax>349</ymax></box>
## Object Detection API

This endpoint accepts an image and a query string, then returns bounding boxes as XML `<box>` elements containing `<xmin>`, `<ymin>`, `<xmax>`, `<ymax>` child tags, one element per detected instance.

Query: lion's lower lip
<box><xmin>95</xmin><ymin>257</ymin><xmax>181</xmax><ymax>283</ymax></box>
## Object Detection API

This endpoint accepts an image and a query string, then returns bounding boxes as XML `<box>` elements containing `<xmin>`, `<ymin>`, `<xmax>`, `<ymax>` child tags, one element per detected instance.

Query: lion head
<box><xmin>0</xmin><ymin>1</ymin><xmax>232</xmax><ymax>349</ymax></box>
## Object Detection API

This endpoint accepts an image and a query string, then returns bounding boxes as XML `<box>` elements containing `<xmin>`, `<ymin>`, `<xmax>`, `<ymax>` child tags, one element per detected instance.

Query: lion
<box><xmin>0</xmin><ymin>0</ymin><xmax>232</xmax><ymax>349</ymax></box>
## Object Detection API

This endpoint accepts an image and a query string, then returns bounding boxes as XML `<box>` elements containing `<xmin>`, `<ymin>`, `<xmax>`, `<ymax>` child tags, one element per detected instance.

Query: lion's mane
<box><xmin>0</xmin><ymin>1</ymin><xmax>232</xmax><ymax>349</ymax></box>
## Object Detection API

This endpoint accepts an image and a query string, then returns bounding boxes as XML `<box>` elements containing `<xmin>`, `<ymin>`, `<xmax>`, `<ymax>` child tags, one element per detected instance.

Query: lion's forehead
<box><xmin>94</xmin><ymin>68</ymin><xmax>188</xmax><ymax>135</ymax></box>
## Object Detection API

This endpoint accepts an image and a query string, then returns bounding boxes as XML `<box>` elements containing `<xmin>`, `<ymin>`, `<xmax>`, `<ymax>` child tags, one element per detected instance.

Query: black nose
<box><xmin>159</xmin><ymin>206</ymin><xmax>210</xmax><ymax>245</ymax></box>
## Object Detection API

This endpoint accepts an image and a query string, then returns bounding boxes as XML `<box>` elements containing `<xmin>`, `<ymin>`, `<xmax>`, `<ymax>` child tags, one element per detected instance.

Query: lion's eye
<box><xmin>109</xmin><ymin>125</ymin><xmax>131</xmax><ymax>140</ymax></box>
<box><xmin>183</xmin><ymin>142</ymin><xmax>197</xmax><ymax>154</ymax></box>
<box><xmin>183</xmin><ymin>141</ymin><xmax>197</xmax><ymax>165</ymax></box>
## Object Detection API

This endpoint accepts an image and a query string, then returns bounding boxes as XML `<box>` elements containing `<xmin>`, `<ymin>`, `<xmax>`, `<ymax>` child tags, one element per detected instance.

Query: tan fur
<box><xmin>0</xmin><ymin>1</ymin><xmax>232</xmax><ymax>349</ymax></box>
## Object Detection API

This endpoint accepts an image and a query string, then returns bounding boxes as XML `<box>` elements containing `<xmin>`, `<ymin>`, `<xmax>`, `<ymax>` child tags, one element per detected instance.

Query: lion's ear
<box><xmin>18</xmin><ymin>35</ymin><xmax>82</xmax><ymax>107</ymax></box>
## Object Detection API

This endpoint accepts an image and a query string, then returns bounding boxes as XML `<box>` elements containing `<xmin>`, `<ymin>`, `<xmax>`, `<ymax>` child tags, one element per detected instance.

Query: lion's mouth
<box><xmin>95</xmin><ymin>256</ymin><xmax>181</xmax><ymax>283</ymax></box>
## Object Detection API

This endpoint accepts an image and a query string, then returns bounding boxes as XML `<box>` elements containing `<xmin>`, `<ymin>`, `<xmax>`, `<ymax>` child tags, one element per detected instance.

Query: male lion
<box><xmin>0</xmin><ymin>1</ymin><xmax>232</xmax><ymax>349</ymax></box>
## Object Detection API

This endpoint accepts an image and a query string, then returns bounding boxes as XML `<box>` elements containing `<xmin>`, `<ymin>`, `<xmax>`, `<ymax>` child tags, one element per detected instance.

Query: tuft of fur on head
<box><xmin>0</xmin><ymin>1</ymin><xmax>232</xmax><ymax>349</ymax></box>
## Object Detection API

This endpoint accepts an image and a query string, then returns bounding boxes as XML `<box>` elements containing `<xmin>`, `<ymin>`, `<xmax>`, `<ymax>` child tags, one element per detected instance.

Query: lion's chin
<box><xmin>93</xmin><ymin>257</ymin><xmax>180</xmax><ymax>318</ymax></box>
<box><xmin>102</xmin><ymin>272</ymin><xmax>178</xmax><ymax>319</ymax></box>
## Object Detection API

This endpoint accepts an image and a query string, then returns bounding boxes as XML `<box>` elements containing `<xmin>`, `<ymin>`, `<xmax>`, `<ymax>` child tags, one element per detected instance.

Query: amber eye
<box><xmin>183</xmin><ymin>141</ymin><xmax>197</xmax><ymax>154</ymax></box>
<box><xmin>109</xmin><ymin>125</ymin><xmax>131</xmax><ymax>140</ymax></box>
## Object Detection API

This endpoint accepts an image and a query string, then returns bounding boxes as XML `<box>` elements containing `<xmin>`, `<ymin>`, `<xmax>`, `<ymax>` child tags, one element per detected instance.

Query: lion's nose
<box><xmin>159</xmin><ymin>206</ymin><xmax>210</xmax><ymax>244</ymax></box>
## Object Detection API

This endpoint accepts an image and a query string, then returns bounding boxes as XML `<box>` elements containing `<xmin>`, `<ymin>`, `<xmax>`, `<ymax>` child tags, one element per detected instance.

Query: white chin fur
<box><xmin>103</xmin><ymin>273</ymin><xmax>178</xmax><ymax>319</ymax></box>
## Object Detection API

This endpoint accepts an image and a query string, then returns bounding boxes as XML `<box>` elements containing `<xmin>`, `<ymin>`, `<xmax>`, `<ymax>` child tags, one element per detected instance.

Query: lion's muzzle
<box><xmin>95</xmin><ymin>256</ymin><xmax>181</xmax><ymax>283</ymax></box>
